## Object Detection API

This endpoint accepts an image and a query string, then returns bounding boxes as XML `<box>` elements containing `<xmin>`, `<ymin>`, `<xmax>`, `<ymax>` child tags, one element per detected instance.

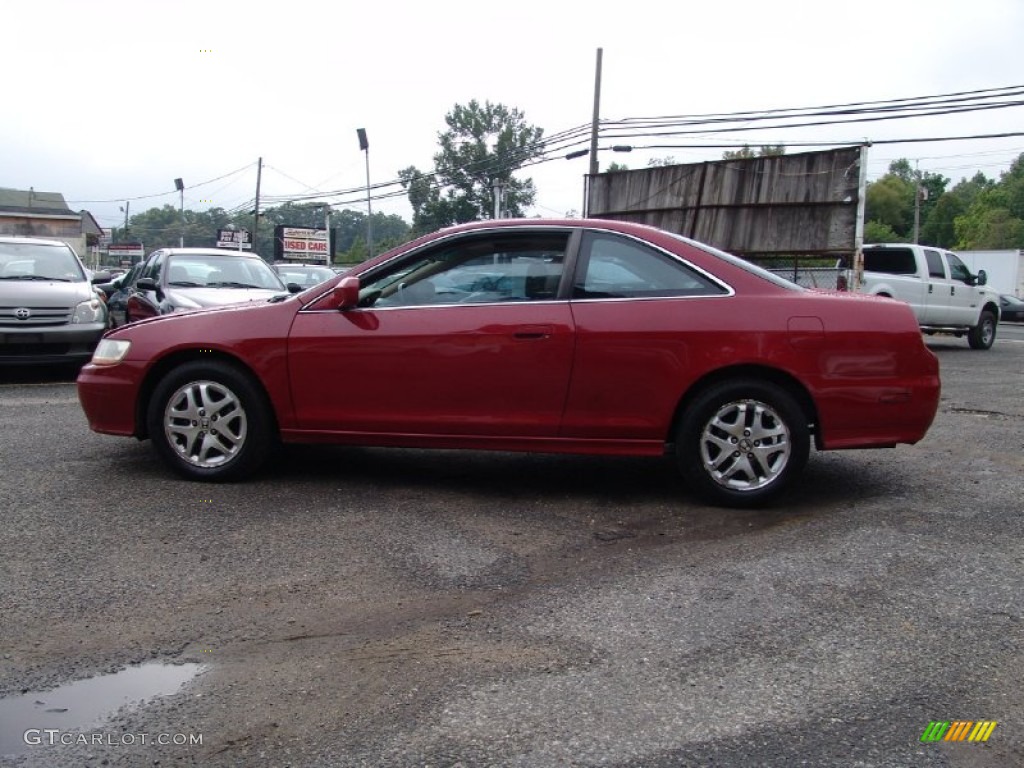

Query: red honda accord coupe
<box><xmin>77</xmin><ymin>219</ymin><xmax>940</xmax><ymax>507</ymax></box>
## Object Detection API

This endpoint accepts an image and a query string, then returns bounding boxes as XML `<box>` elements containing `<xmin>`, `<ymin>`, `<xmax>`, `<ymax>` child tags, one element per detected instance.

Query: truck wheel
<box><xmin>146</xmin><ymin>360</ymin><xmax>274</xmax><ymax>481</ymax></box>
<box><xmin>675</xmin><ymin>379</ymin><xmax>810</xmax><ymax>508</ymax></box>
<box><xmin>967</xmin><ymin>311</ymin><xmax>996</xmax><ymax>350</ymax></box>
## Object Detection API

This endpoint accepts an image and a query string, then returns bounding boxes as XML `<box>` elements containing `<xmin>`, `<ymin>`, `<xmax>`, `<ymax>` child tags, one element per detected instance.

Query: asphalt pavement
<box><xmin>0</xmin><ymin>332</ymin><xmax>1021</xmax><ymax>767</ymax></box>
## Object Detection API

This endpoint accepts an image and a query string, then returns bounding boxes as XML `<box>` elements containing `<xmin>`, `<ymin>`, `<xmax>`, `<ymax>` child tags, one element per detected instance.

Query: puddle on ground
<box><xmin>0</xmin><ymin>662</ymin><xmax>203</xmax><ymax>757</ymax></box>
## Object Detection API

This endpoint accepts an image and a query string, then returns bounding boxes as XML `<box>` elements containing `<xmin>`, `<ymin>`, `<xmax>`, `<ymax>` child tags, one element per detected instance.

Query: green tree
<box><xmin>864</xmin><ymin>159</ymin><xmax>949</xmax><ymax>245</ymax></box>
<box><xmin>919</xmin><ymin>192</ymin><xmax>965</xmax><ymax>248</ymax></box>
<box><xmin>865</xmin><ymin>175</ymin><xmax>915</xmax><ymax>239</ymax></box>
<box><xmin>948</xmin><ymin>156</ymin><xmax>1024</xmax><ymax>249</ymax></box>
<box><xmin>398</xmin><ymin>166</ymin><xmax>469</xmax><ymax>235</ymax></box>
<box><xmin>401</xmin><ymin>100</ymin><xmax>545</xmax><ymax>230</ymax></box>
<box><xmin>887</xmin><ymin>158</ymin><xmax>915</xmax><ymax>184</ymax></box>
<box><xmin>721</xmin><ymin>145</ymin><xmax>786</xmax><ymax>160</ymax></box>
<box><xmin>118</xmin><ymin>204</ymin><xmax>235</xmax><ymax>251</ymax></box>
<box><xmin>997</xmin><ymin>153</ymin><xmax>1024</xmax><ymax>220</ymax></box>
<box><xmin>864</xmin><ymin>220</ymin><xmax>905</xmax><ymax>243</ymax></box>
<box><xmin>955</xmin><ymin>186</ymin><xmax>1024</xmax><ymax>249</ymax></box>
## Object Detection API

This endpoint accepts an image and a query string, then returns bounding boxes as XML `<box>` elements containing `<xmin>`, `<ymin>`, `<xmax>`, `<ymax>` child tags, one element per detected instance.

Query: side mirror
<box><xmin>287</xmin><ymin>282</ymin><xmax>303</xmax><ymax>294</ymax></box>
<box><xmin>135</xmin><ymin>277</ymin><xmax>157</xmax><ymax>291</ymax></box>
<box><xmin>976</xmin><ymin>269</ymin><xmax>987</xmax><ymax>286</ymax></box>
<box><xmin>333</xmin><ymin>276</ymin><xmax>360</xmax><ymax>309</ymax></box>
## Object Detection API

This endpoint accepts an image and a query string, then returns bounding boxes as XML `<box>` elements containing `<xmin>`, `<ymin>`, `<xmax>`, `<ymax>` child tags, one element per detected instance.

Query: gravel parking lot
<box><xmin>1</xmin><ymin>333</ymin><xmax>1022</xmax><ymax>767</ymax></box>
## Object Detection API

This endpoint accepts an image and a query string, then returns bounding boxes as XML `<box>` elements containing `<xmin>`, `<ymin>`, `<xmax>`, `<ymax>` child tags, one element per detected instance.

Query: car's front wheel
<box><xmin>146</xmin><ymin>360</ymin><xmax>273</xmax><ymax>481</ymax></box>
<box><xmin>676</xmin><ymin>379</ymin><xmax>810</xmax><ymax>508</ymax></box>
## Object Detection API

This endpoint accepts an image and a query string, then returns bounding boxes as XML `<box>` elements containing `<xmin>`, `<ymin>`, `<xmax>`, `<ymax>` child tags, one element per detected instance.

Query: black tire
<box><xmin>146</xmin><ymin>360</ymin><xmax>274</xmax><ymax>481</ymax></box>
<box><xmin>967</xmin><ymin>310</ymin><xmax>996</xmax><ymax>350</ymax></box>
<box><xmin>675</xmin><ymin>379</ymin><xmax>810</xmax><ymax>508</ymax></box>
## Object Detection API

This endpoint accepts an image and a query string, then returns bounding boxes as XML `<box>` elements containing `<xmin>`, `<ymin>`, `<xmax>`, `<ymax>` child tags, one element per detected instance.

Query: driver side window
<box><xmin>945</xmin><ymin>254</ymin><xmax>972</xmax><ymax>283</ymax></box>
<box><xmin>358</xmin><ymin>232</ymin><xmax>570</xmax><ymax>308</ymax></box>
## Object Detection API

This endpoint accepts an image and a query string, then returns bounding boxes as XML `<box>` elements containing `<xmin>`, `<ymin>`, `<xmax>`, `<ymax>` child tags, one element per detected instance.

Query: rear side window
<box><xmin>924</xmin><ymin>250</ymin><xmax>946</xmax><ymax>279</ymax></box>
<box><xmin>863</xmin><ymin>248</ymin><xmax>917</xmax><ymax>275</ymax></box>
<box><xmin>574</xmin><ymin>232</ymin><xmax>727</xmax><ymax>299</ymax></box>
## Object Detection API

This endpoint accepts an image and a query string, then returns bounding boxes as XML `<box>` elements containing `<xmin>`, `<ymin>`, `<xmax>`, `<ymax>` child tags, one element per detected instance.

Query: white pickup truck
<box><xmin>855</xmin><ymin>244</ymin><xmax>1002</xmax><ymax>350</ymax></box>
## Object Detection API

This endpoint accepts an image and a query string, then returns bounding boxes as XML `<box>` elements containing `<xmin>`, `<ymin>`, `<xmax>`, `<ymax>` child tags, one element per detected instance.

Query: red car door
<box><xmin>287</xmin><ymin>302</ymin><xmax>575</xmax><ymax>437</ymax></box>
<box><xmin>287</xmin><ymin>229</ymin><xmax>577</xmax><ymax>438</ymax></box>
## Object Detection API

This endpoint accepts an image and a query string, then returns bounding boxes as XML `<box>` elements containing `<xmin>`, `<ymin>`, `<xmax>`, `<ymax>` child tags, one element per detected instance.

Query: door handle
<box><xmin>513</xmin><ymin>325</ymin><xmax>554</xmax><ymax>339</ymax></box>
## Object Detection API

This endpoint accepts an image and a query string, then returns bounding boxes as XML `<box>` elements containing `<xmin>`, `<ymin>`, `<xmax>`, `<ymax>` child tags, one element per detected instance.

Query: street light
<box><xmin>174</xmin><ymin>178</ymin><xmax>184</xmax><ymax>247</ymax></box>
<box><xmin>357</xmin><ymin>129</ymin><xmax>372</xmax><ymax>258</ymax></box>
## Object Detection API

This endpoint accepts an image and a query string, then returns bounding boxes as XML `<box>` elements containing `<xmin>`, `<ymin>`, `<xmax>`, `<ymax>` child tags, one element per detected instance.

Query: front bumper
<box><xmin>0</xmin><ymin>323</ymin><xmax>107</xmax><ymax>365</ymax></box>
<box><xmin>76</xmin><ymin>360</ymin><xmax>148</xmax><ymax>436</ymax></box>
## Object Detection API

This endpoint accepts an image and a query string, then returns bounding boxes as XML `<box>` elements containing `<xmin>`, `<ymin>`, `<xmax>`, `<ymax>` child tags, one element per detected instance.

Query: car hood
<box><xmin>165</xmin><ymin>286</ymin><xmax>286</xmax><ymax>309</ymax></box>
<box><xmin>0</xmin><ymin>279</ymin><xmax>95</xmax><ymax>307</ymax></box>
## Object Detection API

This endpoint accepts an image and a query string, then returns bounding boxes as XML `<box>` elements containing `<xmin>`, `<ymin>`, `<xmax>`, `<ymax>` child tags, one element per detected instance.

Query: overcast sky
<box><xmin>4</xmin><ymin>0</ymin><xmax>1023</xmax><ymax>234</ymax></box>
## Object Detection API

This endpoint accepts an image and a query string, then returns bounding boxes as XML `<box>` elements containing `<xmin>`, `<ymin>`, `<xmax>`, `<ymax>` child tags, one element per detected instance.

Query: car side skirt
<box><xmin>279</xmin><ymin>429</ymin><xmax>669</xmax><ymax>456</ymax></box>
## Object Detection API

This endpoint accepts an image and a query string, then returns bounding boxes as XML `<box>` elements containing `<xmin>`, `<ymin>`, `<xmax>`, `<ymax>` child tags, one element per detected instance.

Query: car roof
<box><xmin>0</xmin><ymin>235</ymin><xmax>76</xmax><ymax>247</ymax></box>
<box><xmin>160</xmin><ymin>248</ymin><xmax>265</xmax><ymax>259</ymax></box>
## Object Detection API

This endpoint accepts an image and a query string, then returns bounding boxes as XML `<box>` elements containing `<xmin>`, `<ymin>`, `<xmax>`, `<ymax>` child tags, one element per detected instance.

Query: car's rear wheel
<box><xmin>967</xmin><ymin>310</ymin><xmax>996</xmax><ymax>350</ymax></box>
<box><xmin>146</xmin><ymin>360</ymin><xmax>273</xmax><ymax>481</ymax></box>
<box><xmin>676</xmin><ymin>379</ymin><xmax>810</xmax><ymax>508</ymax></box>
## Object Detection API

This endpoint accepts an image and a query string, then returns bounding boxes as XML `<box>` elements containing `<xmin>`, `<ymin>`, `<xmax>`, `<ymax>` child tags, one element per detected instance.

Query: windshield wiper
<box><xmin>206</xmin><ymin>281</ymin><xmax>262</xmax><ymax>289</ymax></box>
<box><xmin>0</xmin><ymin>275</ymin><xmax>72</xmax><ymax>281</ymax></box>
<box><xmin>168</xmin><ymin>280</ymin><xmax>202</xmax><ymax>287</ymax></box>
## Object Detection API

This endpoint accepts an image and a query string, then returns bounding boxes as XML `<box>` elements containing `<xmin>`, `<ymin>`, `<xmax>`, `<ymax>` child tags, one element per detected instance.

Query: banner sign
<box><xmin>216</xmin><ymin>229</ymin><xmax>252</xmax><ymax>250</ymax></box>
<box><xmin>274</xmin><ymin>225</ymin><xmax>333</xmax><ymax>264</ymax></box>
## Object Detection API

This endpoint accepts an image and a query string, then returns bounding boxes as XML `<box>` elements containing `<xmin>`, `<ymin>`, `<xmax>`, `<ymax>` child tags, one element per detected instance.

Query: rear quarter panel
<box><xmin>561</xmin><ymin>288</ymin><xmax>938</xmax><ymax>450</ymax></box>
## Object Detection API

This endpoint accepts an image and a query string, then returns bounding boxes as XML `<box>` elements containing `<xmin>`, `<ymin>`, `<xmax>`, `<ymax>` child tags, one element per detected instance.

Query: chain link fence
<box><xmin>749</xmin><ymin>257</ymin><xmax>850</xmax><ymax>291</ymax></box>
<box><xmin>766</xmin><ymin>266</ymin><xmax>847</xmax><ymax>290</ymax></box>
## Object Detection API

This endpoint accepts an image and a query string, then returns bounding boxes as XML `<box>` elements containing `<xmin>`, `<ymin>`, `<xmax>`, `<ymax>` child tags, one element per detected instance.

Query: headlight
<box><xmin>72</xmin><ymin>298</ymin><xmax>107</xmax><ymax>324</ymax></box>
<box><xmin>91</xmin><ymin>338</ymin><xmax>132</xmax><ymax>365</ymax></box>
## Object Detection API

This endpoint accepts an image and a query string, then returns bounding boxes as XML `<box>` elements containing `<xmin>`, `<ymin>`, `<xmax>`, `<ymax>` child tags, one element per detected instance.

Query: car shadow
<box><xmin>249</xmin><ymin>443</ymin><xmax>902</xmax><ymax>541</ymax></box>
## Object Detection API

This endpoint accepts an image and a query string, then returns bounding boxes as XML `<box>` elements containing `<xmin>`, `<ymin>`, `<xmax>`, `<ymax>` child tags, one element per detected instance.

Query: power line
<box><xmin>65</xmin><ymin>162</ymin><xmax>257</xmax><ymax>205</ymax></box>
<box><xmin>83</xmin><ymin>84</ymin><xmax>1024</xmax><ymax>218</ymax></box>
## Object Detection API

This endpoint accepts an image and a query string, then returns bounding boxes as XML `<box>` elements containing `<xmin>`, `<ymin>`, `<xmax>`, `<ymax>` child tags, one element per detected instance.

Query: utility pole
<box><xmin>121</xmin><ymin>201</ymin><xmax>129</xmax><ymax>241</ymax></box>
<box><xmin>174</xmin><ymin>178</ymin><xmax>184</xmax><ymax>248</ymax></box>
<box><xmin>357</xmin><ymin>129</ymin><xmax>373</xmax><ymax>258</ymax></box>
<box><xmin>917</xmin><ymin>160</ymin><xmax>925</xmax><ymax>244</ymax></box>
<box><xmin>585</xmin><ymin>47</ymin><xmax>603</xmax><ymax>217</ymax></box>
<box><xmin>492</xmin><ymin>178</ymin><xmax>504</xmax><ymax>219</ymax></box>
<box><xmin>324</xmin><ymin>204</ymin><xmax>331</xmax><ymax>267</ymax></box>
<box><xmin>252</xmin><ymin>157</ymin><xmax>262</xmax><ymax>254</ymax></box>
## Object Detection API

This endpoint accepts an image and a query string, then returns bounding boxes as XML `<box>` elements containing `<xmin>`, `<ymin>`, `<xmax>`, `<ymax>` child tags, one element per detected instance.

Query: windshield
<box><xmin>166</xmin><ymin>255</ymin><xmax>286</xmax><ymax>290</ymax></box>
<box><xmin>0</xmin><ymin>241</ymin><xmax>86</xmax><ymax>282</ymax></box>
<box><xmin>274</xmin><ymin>266</ymin><xmax>336</xmax><ymax>287</ymax></box>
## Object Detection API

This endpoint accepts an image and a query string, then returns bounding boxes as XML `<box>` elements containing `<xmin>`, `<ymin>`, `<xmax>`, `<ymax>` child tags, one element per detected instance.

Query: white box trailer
<box><xmin>957</xmin><ymin>249</ymin><xmax>1024</xmax><ymax>297</ymax></box>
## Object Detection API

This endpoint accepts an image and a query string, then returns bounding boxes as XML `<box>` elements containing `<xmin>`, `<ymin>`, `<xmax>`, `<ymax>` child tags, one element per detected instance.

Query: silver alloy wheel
<box><xmin>163</xmin><ymin>379</ymin><xmax>248</xmax><ymax>468</ymax></box>
<box><xmin>698</xmin><ymin>398</ymin><xmax>791</xmax><ymax>491</ymax></box>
